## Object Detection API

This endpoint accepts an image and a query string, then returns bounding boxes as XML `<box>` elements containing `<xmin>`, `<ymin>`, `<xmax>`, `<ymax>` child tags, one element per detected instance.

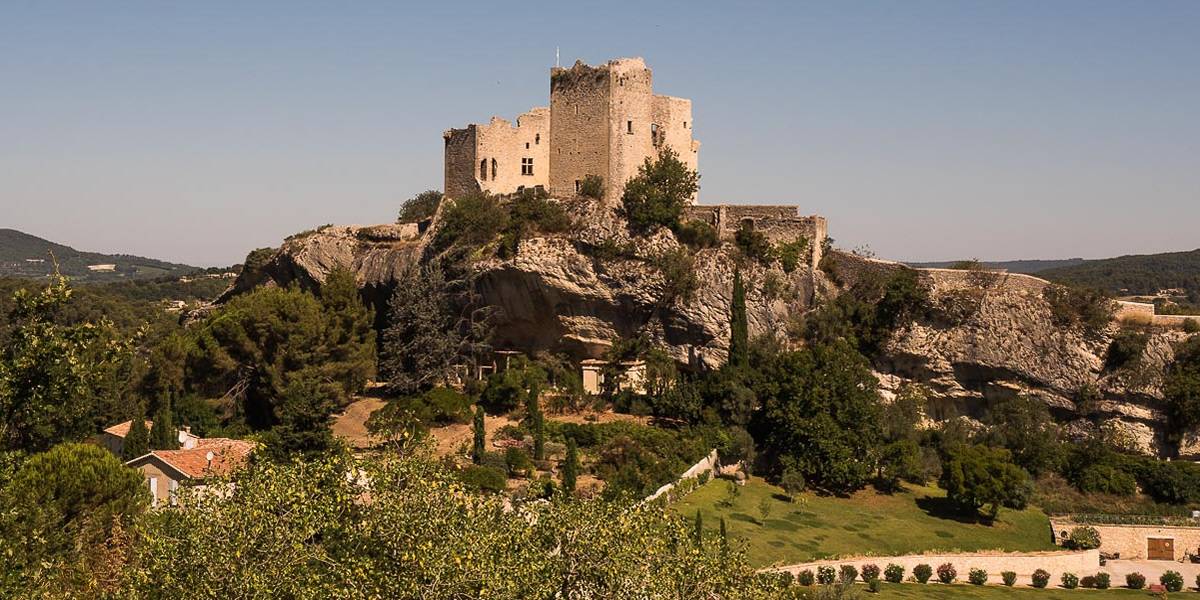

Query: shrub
<box><xmin>621</xmin><ymin>148</ymin><xmax>699</xmax><ymax>232</ymax></box>
<box><xmin>816</xmin><ymin>565</ymin><xmax>836</xmax><ymax>585</ymax></box>
<box><xmin>432</xmin><ymin>192</ymin><xmax>508</xmax><ymax>254</ymax></box>
<box><xmin>1125</xmin><ymin>572</ymin><xmax>1145</xmax><ymax>589</ymax></box>
<box><xmin>867</xmin><ymin>578</ymin><xmax>881</xmax><ymax>593</ymax></box>
<box><xmin>1061</xmin><ymin>572</ymin><xmax>1079</xmax><ymax>589</ymax></box>
<box><xmin>1161</xmin><ymin>570</ymin><xmax>1184</xmax><ymax>592</ymax></box>
<box><xmin>1106</xmin><ymin>330</ymin><xmax>1150</xmax><ymax>371</ymax></box>
<box><xmin>1043</xmin><ymin>284</ymin><xmax>1114</xmax><ymax>333</ymax></box>
<box><xmin>1094</xmin><ymin>572</ymin><xmax>1110</xmax><ymax>589</ymax></box>
<box><xmin>860</xmin><ymin>564</ymin><xmax>880</xmax><ymax>582</ymax></box>
<box><xmin>1001</xmin><ymin>571</ymin><xmax>1017</xmax><ymax>586</ymax></box>
<box><xmin>1064</xmin><ymin>525</ymin><xmax>1101</xmax><ymax>550</ymax></box>
<box><xmin>458</xmin><ymin>465</ymin><xmax>507</xmax><ymax>493</ymax></box>
<box><xmin>735</xmin><ymin>224</ymin><xmax>773</xmax><ymax>264</ymax></box>
<box><xmin>968</xmin><ymin>568</ymin><xmax>987</xmax><ymax>585</ymax></box>
<box><xmin>797</xmin><ymin>569</ymin><xmax>815</xmax><ymax>586</ymax></box>
<box><xmin>674</xmin><ymin>219</ymin><xmax>719</xmax><ymax>250</ymax></box>
<box><xmin>398</xmin><ymin>190</ymin><xmax>441</xmax><ymax>223</ymax></box>
<box><xmin>912</xmin><ymin>564</ymin><xmax>932</xmax><ymax>584</ymax></box>
<box><xmin>936</xmin><ymin>563</ymin><xmax>956</xmax><ymax>584</ymax></box>
<box><xmin>1185</xmin><ymin>318</ymin><xmax>1200</xmax><ymax>334</ymax></box>
<box><xmin>883</xmin><ymin>564</ymin><xmax>904</xmax><ymax>584</ymax></box>
<box><xmin>776</xmin><ymin>236</ymin><xmax>810</xmax><ymax>273</ymax></box>
<box><xmin>838</xmin><ymin>564</ymin><xmax>858</xmax><ymax>583</ymax></box>
<box><xmin>578</xmin><ymin>174</ymin><xmax>604</xmax><ymax>200</ymax></box>
<box><xmin>1031</xmin><ymin>569</ymin><xmax>1050</xmax><ymax>588</ymax></box>
<box><xmin>504</xmin><ymin>447</ymin><xmax>533</xmax><ymax>477</ymax></box>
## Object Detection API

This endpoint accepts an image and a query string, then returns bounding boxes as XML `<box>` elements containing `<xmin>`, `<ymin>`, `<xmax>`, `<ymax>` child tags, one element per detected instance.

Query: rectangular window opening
<box><xmin>521</xmin><ymin>157</ymin><xmax>534</xmax><ymax>176</ymax></box>
<box><xmin>627</xmin><ymin>121</ymin><xmax>633</xmax><ymax>134</ymax></box>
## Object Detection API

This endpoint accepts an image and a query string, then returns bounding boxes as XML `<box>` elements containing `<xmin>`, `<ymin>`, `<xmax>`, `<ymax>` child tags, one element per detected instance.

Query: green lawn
<box><xmin>871</xmin><ymin>583</ymin><xmax>1160</xmax><ymax>598</ymax></box>
<box><xmin>674</xmin><ymin>477</ymin><xmax>1058</xmax><ymax>568</ymax></box>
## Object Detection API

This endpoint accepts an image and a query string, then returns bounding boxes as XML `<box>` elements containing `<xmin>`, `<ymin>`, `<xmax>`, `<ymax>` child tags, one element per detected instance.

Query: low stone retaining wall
<box><xmin>771</xmin><ymin>549</ymin><xmax>1100</xmax><ymax>586</ymax></box>
<box><xmin>1052</xmin><ymin>518</ymin><xmax>1200</xmax><ymax>561</ymax></box>
<box><xmin>644</xmin><ymin>449</ymin><xmax>719</xmax><ymax>502</ymax></box>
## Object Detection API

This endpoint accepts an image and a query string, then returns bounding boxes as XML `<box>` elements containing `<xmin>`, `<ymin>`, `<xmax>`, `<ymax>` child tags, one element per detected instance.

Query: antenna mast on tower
<box><xmin>555</xmin><ymin>47</ymin><xmax>560</xmax><ymax>68</ymax></box>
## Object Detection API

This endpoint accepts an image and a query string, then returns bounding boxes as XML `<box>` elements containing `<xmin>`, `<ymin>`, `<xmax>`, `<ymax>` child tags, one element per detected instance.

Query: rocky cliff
<box><xmin>217</xmin><ymin>202</ymin><xmax>1193</xmax><ymax>456</ymax></box>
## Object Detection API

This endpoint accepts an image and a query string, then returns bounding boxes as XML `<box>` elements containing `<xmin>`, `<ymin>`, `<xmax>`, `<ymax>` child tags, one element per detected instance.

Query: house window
<box><xmin>491</xmin><ymin>158</ymin><xmax>497</xmax><ymax>180</ymax></box>
<box><xmin>480</xmin><ymin>159</ymin><xmax>487</xmax><ymax>181</ymax></box>
<box><xmin>627</xmin><ymin>120</ymin><xmax>633</xmax><ymax>134</ymax></box>
<box><xmin>521</xmin><ymin>157</ymin><xmax>534</xmax><ymax>176</ymax></box>
<box><xmin>148</xmin><ymin>477</ymin><xmax>159</xmax><ymax>507</ymax></box>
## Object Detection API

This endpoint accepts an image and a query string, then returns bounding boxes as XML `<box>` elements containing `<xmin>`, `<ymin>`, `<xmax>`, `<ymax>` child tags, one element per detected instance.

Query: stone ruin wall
<box><xmin>549</xmin><ymin>61</ymin><xmax>612</xmax><ymax>200</ymax></box>
<box><xmin>443</xmin><ymin>108</ymin><xmax>549</xmax><ymax>199</ymax></box>
<box><xmin>652</xmin><ymin>94</ymin><xmax>699</xmax><ymax>176</ymax></box>
<box><xmin>683</xmin><ymin>204</ymin><xmax>828</xmax><ymax>267</ymax></box>
<box><xmin>605</xmin><ymin>59</ymin><xmax>656</xmax><ymax>205</ymax></box>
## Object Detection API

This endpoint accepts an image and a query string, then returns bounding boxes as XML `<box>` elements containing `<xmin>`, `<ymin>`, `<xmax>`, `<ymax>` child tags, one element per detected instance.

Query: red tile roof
<box><xmin>103</xmin><ymin>420</ymin><xmax>152</xmax><ymax>438</ymax></box>
<box><xmin>139</xmin><ymin>438</ymin><xmax>256</xmax><ymax>480</ymax></box>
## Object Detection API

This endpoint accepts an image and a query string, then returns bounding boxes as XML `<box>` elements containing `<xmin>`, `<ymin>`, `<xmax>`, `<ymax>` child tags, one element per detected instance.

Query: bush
<box><xmin>578</xmin><ymin>174</ymin><xmax>604</xmax><ymax>200</ymax></box>
<box><xmin>913</xmin><ymin>564</ymin><xmax>932</xmax><ymax>584</ymax></box>
<box><xmin>883</xmin><ymin>564</ymin><xmax>904</xmax><ymax>584</ymax></box>
<box><xmin>860</xmin><ymin>564</ymin><xmax>880</xmax><ymax>583</ymax></box>
<box><xmin>621</xmin><ymin>148</ymin><xmax>699</xmax><ymax>232</ymax></box>
<box><xmin>398</xmin><ymin>190</ymin><xmax>441</xmax><ymax>223</ymax></box>
<box><xmin>1001</xmin><ymin>571</ymin><xmax>1017</xmax><ymax>586</ymax></box>
<box><xmin>1061</xmin><ymin>572</ymin><xmax>1079</xmax><ymax>589</ymax></box>
<box><xmin>867</xmin><ymin>578</ymin><xmax>881</xmax><ymax>593</ymax></box>
<box><xmin>816</xmin><ymin>565</ymin><xmax>836</xmax><ymax>585</ymax></box>
<box><xmin>838</xmin><ymin>565</ymin><xmax>858</xmax><ymax>583</ymax></box>
<box><xmin>432</xmin><ymin>192</ymin><xmax>508</xmax><ymax>254</ymax></box>
<box><xmin>1032</xmin><ymin>569</ymin><xmax>1050</xmax><ymax>588</ymax></box>
<box><xmin>1043</xmin><ymin>284</ymin><xmax>1113</xmax><ymax>332</ymax></box>
<box><xmin>776</xmin><ymin>237</ymin><xmax>810</xmax><ymax>273</ymax></box>
<box><xmin>1064</xmin><ymin>525</ymin><xmax>1101</xmax><ymax>550</ymax></box>
<box><xmin>504</xmin><ymin>447</ymin><xmax>533</xmax><ymax>477</ymax></box>
<box><xmin>968</xmin><ymin>568</ymin><xmax>987</xmax><ymax>585</ymax></box>
<box><xmin>1094</xmin><ymin>572</ymin><xmax>1110</xmax><ymax>589</ymax></box>
<box><xmin>1106</xmin><ymin>330</ymin><xmax>1150</xmax><ymax>371</ymax></box>
<box><xmin>1185</xmin><ymin>318</ymin><xmax>1200</xmax><ymax>334</ymax></box>
<box><xmin>936</xmin><ymin>563</ymin><xmax>956</xmax><ymax>584</ymax></box>
<box><xmin>1125</xmin><ymin>572</ymin><xmax>1145</xmax><ymax>589</ymax></box>
<box><xmin>734</xmin><ymin>224</ymin><xmax>773</xmax><ymax>264</ymax></box>
<box><xmin>797</xmin><ymin>569</ymin><xmax>815</xmax><ymax>586</ymax></box>
<box><xmin>1161</xmin><ymin>570</ymin><xmax>1184</xmax><ymax>592</ymax></box>
<box><xmin>458</xmin><ymin>465</ymin><xmax>507</xmax><ymax>493</ymax></box>
<box><xmin>674</xmin><ymin>219</ymin><xmax>719</xmax><ymax>250</ymax></box>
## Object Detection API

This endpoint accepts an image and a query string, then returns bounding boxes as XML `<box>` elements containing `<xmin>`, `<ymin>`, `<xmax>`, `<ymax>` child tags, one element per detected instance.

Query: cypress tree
<box><xmin>729</xmin><ymin>269</ymin><xmax>749</xmax><ymax>368</ymax></box>
<box><xmin>148</xmin><ymin>403</ymin><xmax>179</xmax><ymax>450</ymax></box>
<box><xmin>693</xmin><ymin>509</ymin><xmax>703</xmax><ymax>543</ymax></box>
<box><xmin>562</xmin><ymin>437</ymin><xmax>578</xmax><ymax>494</ymax></box>
<box><xmin>121</xmin><ymin>414</ymin><xmax>150</xmax><ymax>460</ymax></box>
<box><xmin>528</xmin><ymin>382</ymin><xmax>545</xmax><ymax>461</ymax></box>
<box><xmin>472</xmin><ymin>405</ymin><xmax>486</xmax><ymax>464</ymax></box>
<box><xmin>720</xmin><ymin>517</ymin><xmax>729</xmax><ymax>556</ymax></box>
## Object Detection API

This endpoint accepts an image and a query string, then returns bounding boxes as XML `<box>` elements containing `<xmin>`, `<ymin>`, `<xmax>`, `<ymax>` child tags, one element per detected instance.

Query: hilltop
<box><xmin>0</xmin><ymin>228</ymin><xmax>196</xmax><ymax>282</ymax></box>
<box><xmin>1038</xmin><ymin>248</ymin><xmax>1200</xmax><ymax>300</ymax></box>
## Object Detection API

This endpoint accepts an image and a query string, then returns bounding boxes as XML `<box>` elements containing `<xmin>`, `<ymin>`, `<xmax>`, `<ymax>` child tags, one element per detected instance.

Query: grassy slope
<box><xmin>674</xmin><ymin>477</ymin><xmax>1057</xmax><ymax>568</ymax></box>
<box><xmin>873</xmin><ymin>583</ymin><xmax>1153</xmax><ymax>598</ymax></box>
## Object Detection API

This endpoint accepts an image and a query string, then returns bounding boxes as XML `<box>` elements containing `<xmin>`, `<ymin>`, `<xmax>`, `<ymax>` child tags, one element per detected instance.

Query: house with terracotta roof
<box><xmin>101</xmin><ymin>419</ymin><xmax>200</xmax><ymax>457</ymax></box>
<box><xmin>125</xmin><ymin>438</ymin><xmax>257</xmax><ymax>506</ymax></box>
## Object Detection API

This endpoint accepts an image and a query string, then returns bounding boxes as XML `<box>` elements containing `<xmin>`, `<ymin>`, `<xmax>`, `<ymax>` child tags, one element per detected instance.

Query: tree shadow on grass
<box><xmin>914</xmin><ymin>495</ymin><xmax>997</xmax><ymax>526</ymax></box>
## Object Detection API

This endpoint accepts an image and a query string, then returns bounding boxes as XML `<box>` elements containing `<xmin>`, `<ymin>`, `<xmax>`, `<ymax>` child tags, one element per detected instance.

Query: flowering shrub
<box><xmin>936</xmin><ymin>563</ymin><xmax>956</xmax><ymax>584</ymax></box>
<box><xmin>860</xmin><ymin>564</ymin><xmax>880</xmax><ymax>582</ymax></box>
<box><xmin>968</xmin><ymin>568</ymin><xmax>987</xmax><ymax>585</ymax></box>
<box><xmin>1094</xmin><ymin>573</ymin><xmax>1110</xmax><ymax>589</ymax></box>
<box><xmin>883</xmin><ymin>564</ymin><xmax>904</xmax><ymax>584</ymax></box>
<box><xmin>1001</xmin><ymin>571</ymin><xmax>1017</xmax><ymax>586</ymax></box>
<box><xmin>913</xmin><ymin>564</ymin><xmax>932</xmax><ymax>584</ymax></box>
<box><xmin>1125</xmin><ymin>572</ymin><xmax>1145</xmax><ymax>589</ymax></box>
<box><xmin>1161</xmin><ymin>570</ymin><xmax>1184</xmax><ymax>592</ymax></box>
<box><xmin>817</xmin><ymin>566</ymin><xmax>836</xmax><ymax>585</ymax></box>
<box><xmin>1032</xmin><ymin>569</ymin><xmax>1051</xmax><ymax>588</ymax></box>
<box><xmin>1061</xmin><ymin>572</ymin><xmax>1079</xmax><ymax>589</ymax></box>
<box><xmin>839</xmin><ymin>565</ymin><xmax>858</xmax><ymax>584</ymax></box>
<box><xmin>797</xmin><ymin>569</ymin><xmax>814</xmax><ymax>586</ymax></box>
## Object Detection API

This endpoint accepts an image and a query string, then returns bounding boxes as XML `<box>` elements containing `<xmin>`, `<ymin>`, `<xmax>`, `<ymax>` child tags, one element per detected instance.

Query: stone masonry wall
<box><xmin>606</xmin><ymin>58</ymin><xmax>656</xmax><ymax>205</ymax></box>
<box><xmin>682</xmin><ymin>205</ymin><xmax>828</xmax><ymax>267</ymax></box>
<box><xmin>1052</xmin><ymin>519</ymin><xmax>1200</xmax><ymax>561</ymax></box>
<box><xmin>652</xmin><ymin>94</ymin><xmax>699</xmax><ymax>183</ymax></box>
<box><xmin>443</xmin><ymin>126</ymin><xmax>478</xmax><ymax>199</ymax></box>
<box><xmin>443</xmin><ymin>108</ymin><xmax>549</xmax><ymax>199</ymax></box>
<box><xmin>550</xmin><ymin>61</ymin><xmax>611</xmax><ymax>199</ymax></box>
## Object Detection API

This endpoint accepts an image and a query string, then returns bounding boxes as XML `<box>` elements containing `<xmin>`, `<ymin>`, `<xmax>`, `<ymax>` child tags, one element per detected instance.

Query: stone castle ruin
<box><xmin>444</xmin><ymin>57</ymin><xmax>700</xmax><ymax>204</ymax></box>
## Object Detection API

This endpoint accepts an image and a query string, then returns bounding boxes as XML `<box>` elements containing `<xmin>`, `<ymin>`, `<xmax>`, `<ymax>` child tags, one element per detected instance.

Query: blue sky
<box><xmin>3</xmin><ymin>1</ymin><xmax>1198</xmax><ymax>266</ymax></box>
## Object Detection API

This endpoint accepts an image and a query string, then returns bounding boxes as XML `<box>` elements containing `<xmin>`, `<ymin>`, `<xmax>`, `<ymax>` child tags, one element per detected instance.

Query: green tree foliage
<box><xmin>562</xmin><ymin>437</ymin><xmax>579</xmax><ymax>494</ymax></box>
<box><xmin>261</xmin><ymin>375</ymin><xmax>340</xmax><ymax>461</ymax></box>
<box><xmin>673</xmin><ymin>219</ymin><xmax>719</xmax><ymax>250</ymax></box>
<box><xmin>752</xmin><ymin>340</ymin><xmax>882</xmax><ymax>494</ymax></box>
<box><xmin>0</xmin><ymin>443</ymin><xmax>148</xmax><ymax>591</ymax></box>
<box><xmin>693</xmin><ymin>509</ymin><xmax>703</xmax><ymax>542</ymax></box>
<box><xmin>578</xmin><ymin>174</ymin><xmax>604</xmax><ymax>199</ymax></box>
<box><xmin>111</xmin><ymin>453</ymin><xmax>776</xmax><ymax>599</ymax></box>
<box><xmin>499</xmin><ymin>189</ymin><xmax>573</xmax><ymax>258</ymax></box>
<box><xmin>0</xmin><ymin>275</ymin><xmax>135</xmax><ymax>452</ymax></box>
<box><xmin>939</xmin><ymin>444</ymin><xmax>1032</xmax><ymax>519</ymax></box>
<box><xmin>121</xmin><ymin>415</ymin><xmax>149</xmax><ymax>461</ymax></box>
<box><xmin>1039</xmin><ymin>248</ymin><xmax>1200</xmax><ymax>299</ymax></box>
<box><xmin>148</xmin><ymin>402</ymin><xmax>179</xmax><ymax>450</ymax></box>
<box><xmin>1165</xmin><ymin>336</ymin><xmax>1200</xmax><ymax>436</ymax></box>
<box><xmin>380</xmin><ymin>262</ymin><xmax>489</xmax><ymax>395</ymax></box>
<box><xmin>804</xmin><ymin>269</ymin><xmax>928</xmax><ymax>356</ymax></box>
<box><xmin>728</xmin><ymin>270</ymin><xmax>749</xmax><ymax>369</ymax></box>
<box><xmin>472</xmin><ymin>405</ymin><xmax>486</xmax><ymax>465</ymax></box>
<box><xmin>189</xmin><ymin>270</ymin><xmax>375</xmax><ymax>432</ymax></box>
<box><xmin>431</xmin><ymin>192</ymin><xmax>508</xmax><ymax>255</ymax></box>
<box><xmin>775</xmin><ymin>236</ymin><xmax>809</xmax><ymax>273</ymax></box>
<box><xmin>978</xmin><ymin>396</ymin><xmax>1062</xmax><ymax>477</ymax></box>
<box><xmin>1106</xmin><ymin>330</ymin><xmax>1150</xmax><ymax>372</ymax></box>
<box><xmin>528</xmin><ymin>381</ymin><xmax>545</xmax><ymax>461</ymax></box>
<box><xmin>734</xmin><ymin>224</ymin><xmax>773</xmax><ymax>264</ymax></box>
<box><xmin>1043</xmin><ymin>284</ymin><xmax>1114</xmax><ymax>333</ymax></box>
<box><xmin>621</xmin><ymin>147</ymin><xmax>700</xmax><ymax>232</ymax></box>
<box><xmin>398</xmin><ymin>190</ymin><xmax>442</xmax><ymax>223</ymax></box>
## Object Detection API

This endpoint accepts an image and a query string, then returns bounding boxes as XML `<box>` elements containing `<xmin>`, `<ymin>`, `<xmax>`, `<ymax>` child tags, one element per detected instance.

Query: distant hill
<box><xmin>1037</xmin><ymin>248</ymin><xmax>1200</xmax><ymax>300</ymax></box>
<box><xmin>0</xmin><ymin>228</ymin><xmax>196</xmax><ymax>282</ymax></box>
<box><xmin>909</xmin><ymin>258</ymin><xmax>1087</xmax><ymax>274</ymax></box>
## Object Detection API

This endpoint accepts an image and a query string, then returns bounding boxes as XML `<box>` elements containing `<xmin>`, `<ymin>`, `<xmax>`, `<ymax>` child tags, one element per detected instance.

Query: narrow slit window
<box><xmin>521</xmin><ymin>157</ymin><xmax>533</xmax><ymax>176</ymax></box>
<box><xmin>627</xmin><ymin>121</ymin><xmax>633</xmax><ymax>134</ymax></box>
<box><xmin>480</xmin><ymin>159</ymin><xmax>487</xmax><ymax>181</ymax></box>
<box><xmin>491</xmin><ymin>158</ymin><xmax>497</xmax><ymax>180</ymax></box>
<box><xmin>575</xmin><ymin>180</ymin><xmax>581</xmax><ymax>193</ymax></box>
<box><xmin>535</xmin><ymin>133</ymin><xmax>540</xmax><ymax>144</ymax></box>
<box><xmin>525</xmin><ymin>142</ymin><xmax>530</xmax><ymax>149</ymax></box>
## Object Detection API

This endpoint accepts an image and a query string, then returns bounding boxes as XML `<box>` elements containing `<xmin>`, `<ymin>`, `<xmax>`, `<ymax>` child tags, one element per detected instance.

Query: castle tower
<box><xmin>549</xmin><ymin>58</ymin><xmax>699</xmax><ymax>203</ymax></box>
<box><xmin>443</xmin><ymin>107</ymin><xmax>549</xmax><ymax>199</ymax></box>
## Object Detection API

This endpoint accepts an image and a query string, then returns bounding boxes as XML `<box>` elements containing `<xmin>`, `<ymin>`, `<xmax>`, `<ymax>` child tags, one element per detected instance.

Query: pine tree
<box><xmin>720</xmin><ymin>517</ymin><xmax>729</xmax><ymax>556</ymax></box>
<box><xmin>562</xmin><ymin>437</ymin><xmax>578</xmax><ymax>494</ymax></box>
<box><xmin>472</xmin><ymin>405</ymin><xmax>486</xmax><ymax>464</ymax></box>
<box><xmin>148</xmin><ymin>403</ymin><xmax>179</xmax><ymax>450</ymax></box>
<box><xmin>528</xmin><ymin>382</ymin><xmax>545</xmax><ymax>461</ymax></box>
<box><xmin>121</xmin><ymin>413</ymin><xmax>149</xmax><ymax>460</ymax></box>
<box><xmin>728</xmin><ymin>269</ymin><xmax>749</xmax><ymax>368</ymax></box>
<box><xmin>693</xmin><ymin>509</ymin><xmax>703</xmax><ymax>543</ymax></box>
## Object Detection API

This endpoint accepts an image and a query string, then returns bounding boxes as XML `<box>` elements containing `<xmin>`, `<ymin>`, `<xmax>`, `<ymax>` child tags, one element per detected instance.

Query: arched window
<box><xmin>491</xmin><ymin>158</ymin><xmax>497</xmax><ymax>180</ymax></box>
<box><xmin>480</xmin><ymin>159</ymin><xmax>487</xmax><ymax>181</ymax></box>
